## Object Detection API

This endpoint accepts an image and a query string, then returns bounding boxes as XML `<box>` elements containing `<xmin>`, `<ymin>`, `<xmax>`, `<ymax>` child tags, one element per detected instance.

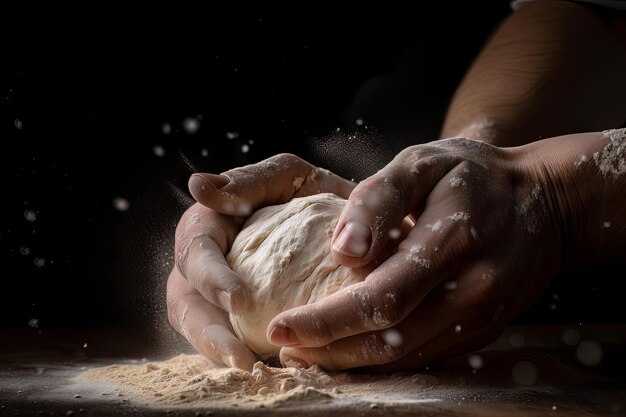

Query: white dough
<box><xmin>227</xmin><ymin>193</ymin><xmax>375</xmax><ymax>359</ymax></box>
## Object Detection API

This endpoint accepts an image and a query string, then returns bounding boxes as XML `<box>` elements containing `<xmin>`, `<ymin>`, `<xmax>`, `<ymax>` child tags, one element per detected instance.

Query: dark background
<box><xmin>2</xmin><ymin>4</ymin><xmax>624</xmax><ymax>348</ymax></box>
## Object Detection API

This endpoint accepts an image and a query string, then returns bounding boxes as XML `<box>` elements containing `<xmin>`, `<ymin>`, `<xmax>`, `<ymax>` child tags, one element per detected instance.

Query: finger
<box><xmin>360</xmin><ymin>323</ymin><xmax>502</xmax><ymax>374</ymax></box>
<box><xmin>188</xmin><ymin>153</ymin><xmax>355</xmax><ymax>216</ymax></box>
<box><xmin>167</xmin><ymin>268</ymin><xmax>257</xmax><ymax>370</ymax></box>
<box><xmin>277</xmin><ymin>293</ymin><xmax>452</xmax><ymax>370</ymax></box>
<box><xmin>268</xmin><ymin>209</ymin><xmax>482</xmax><ymax>350</ymax></box>
<box><xmin>276</xmin><ymin>268</ymin><xmax>487</xmax><ymax>371</ymax></box>
<box><xmin>279</xmin><ymin>303</ymin><xmax>500</xmax><ymax>372</ymax></box>
<box><xmin>331</xmin><ymin>145</ymin><xmax>463</xmax><ymax>268</ymax></box>
<box><xmin>293</xmin><ymin>166</ymin><xmax>355</xmax><ymax>199</ymax></box>
<box><xmin>175</xmin><ymin>205</ymin><xmax>249</xmax><ymax>313</ymax></box>
<box><xmin>355</xmin><ymin>263</ymin><xmax>505</xmax><ymax>373</ymax></box>
<box><xmin>183</xmin><ymin>238</ymin><xmax>251</xmax><ymax>314</ymax></box>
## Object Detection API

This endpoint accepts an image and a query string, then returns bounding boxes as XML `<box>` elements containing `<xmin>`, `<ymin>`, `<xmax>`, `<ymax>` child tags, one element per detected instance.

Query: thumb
<box><xmin>331</xmin><ymin>146</ymin><xmax>458</xmax><ymax>268</ymax></box>
<box><xmin>187</xmin><ymin>153</ymin><xmax>354</xmax><ymax>216</ymax></box>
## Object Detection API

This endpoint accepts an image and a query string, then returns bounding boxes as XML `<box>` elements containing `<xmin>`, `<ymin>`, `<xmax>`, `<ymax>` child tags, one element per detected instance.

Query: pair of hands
<box><xmin>167</xmin><ymin>137</ymin><xmax>566</xmax><ymax>372</ymax></box>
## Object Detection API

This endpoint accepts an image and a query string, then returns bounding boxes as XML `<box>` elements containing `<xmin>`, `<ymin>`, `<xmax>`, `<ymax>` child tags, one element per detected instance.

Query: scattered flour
<box><xmin>514</xmin><ymin>185</ymin><xmax>544</xmax><ymax>235</ymax></box>
<box><xmin>593</xmin><ymin>129</ymin><xmax>626</xmax><ymax>178</ymax></box>
<box><xmin>292</xmin><ymin>176</ymin><xmax>305</xmax><ymax>191</ymax></box>
<box><xmin>470</xmin><ymin>226</ymin><xmax>478</xmax><ymax>241</ymax></box>
<box><xmin>447</xmin><ymin>212</ymin><xmax>469</xmax><ymax>223</ymax></box>
<box><xmin>176</xmin><ymin>232</ymin><xmax>211</xmax><ymax>276</ymax></box>
<box><xmin>574</xmin><ymin>154</ymin><xmax>589</xmax><ymax>169</ymax></box>
<box><xmin>449</xmin><ymin>176</ymin><xmax>466</xmax><ymax>188</ymax></box>
<box><xmin>77</xmin><ymin>354</ymin><xmax>441</xmax><ymax>408</ymax></box>
<box><xmin>426</xmin><ymin>220</ymin><xmax>443</xmax><ymax>232</ymax></box>
<box><xmin>187</xmin><ymin>212</ymin><xmax>200</xmax><ymax>226</ymax></box>
<box><xmin>405</xmin><ymin>244</ymin><xmax>431</xmax><ymax>269</ymax></box>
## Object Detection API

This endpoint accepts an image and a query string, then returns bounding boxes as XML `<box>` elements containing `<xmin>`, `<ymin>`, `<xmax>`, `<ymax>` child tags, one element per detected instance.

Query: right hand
<box><xmin>166</xmin><ymin>154</ymin><xmax>355</xmax><ymax>370</ymax></box>
<box><xmin>266</xmin><ymin>138</ymin><xmax>566</xmax><ymax>371</ymax></box>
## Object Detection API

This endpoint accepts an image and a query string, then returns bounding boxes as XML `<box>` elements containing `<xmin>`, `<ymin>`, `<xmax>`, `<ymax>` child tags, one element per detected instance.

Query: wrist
<box><xmin>441</xmin><ymin>118</ymin><xmax>501</xmax><ymax>145</ymax></box>
<box><xmin>511</xmin><ymin>130</ymin><xmax>625</xmax><ymax>267</ymax></box>
<box><xmin>441</xmin><ymin>117</ymin><xmax>538</xmax><ymax>148</ymax></box>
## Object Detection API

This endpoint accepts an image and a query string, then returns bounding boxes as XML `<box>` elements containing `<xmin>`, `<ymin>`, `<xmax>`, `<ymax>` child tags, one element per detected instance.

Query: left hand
<box><xmin>167</xmin><ymin>153</ymin><xmax>355</xmax><ymax>369</ymax></box>
<box><xmin>266</xmin><ymin>137</ymin><xmax>566</xmax><ymax>372</ymax></box>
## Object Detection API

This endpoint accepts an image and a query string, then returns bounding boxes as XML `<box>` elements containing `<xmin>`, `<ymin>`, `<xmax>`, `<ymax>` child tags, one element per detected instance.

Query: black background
<box><xmin>2</xmin><ymin>4</ymin><xmax>624</xmax><ymax>345</ymax></box>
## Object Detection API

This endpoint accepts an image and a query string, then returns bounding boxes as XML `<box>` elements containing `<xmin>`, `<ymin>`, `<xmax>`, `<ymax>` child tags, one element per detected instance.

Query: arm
<box><xmin>516</xmin><ymin>129</ymin><xmax>626</xmax><ymax>266</ymax></box>
<box><xmin>441</xmin><ymin>1</ymin><xmax>626</xmax><ymax>146</ymax></box>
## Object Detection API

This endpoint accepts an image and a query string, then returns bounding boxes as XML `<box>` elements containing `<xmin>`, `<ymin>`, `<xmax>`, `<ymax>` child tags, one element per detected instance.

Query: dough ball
<box><xmin>227</xmin><ymin>193</ymin><xmax>377</xmax><ymax>359</ymax></box>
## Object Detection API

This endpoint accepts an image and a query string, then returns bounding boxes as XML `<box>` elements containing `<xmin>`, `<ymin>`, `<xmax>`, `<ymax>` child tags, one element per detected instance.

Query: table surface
<box><xmin>1</xmin><ymin>325</ymin><xmax>625</xmax><ymax>417</ymax></box>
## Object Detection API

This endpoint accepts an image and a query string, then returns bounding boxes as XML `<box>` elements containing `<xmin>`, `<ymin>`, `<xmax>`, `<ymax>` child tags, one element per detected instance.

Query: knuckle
<box><xmin>441</xmin><ymin>224</ymin><xmax>476</xmax><ymax>262</ymax></box>
<box><xmin>396</xmin><ymin>145</ymin><xmax>423</xmax><ymax>162</ymax></box>
<box><xmin>166</xmin><ymin>294</ymin><xmax>184</xmax><ymax>332</ymax></box>
<box><xmin>175</xmin><ymin>247</ymin><xmax>189</xmax><ymax>279</ymax></box>
<box><xmin>309</xmin><ymin>310</ymin><xmax>339</xmax><ymax>345</ymax></box>
<box><xmin>353</xmin><ymin>176</ymin><xmax>384</xmax><ymax>194</ymax></box>
<box><xmin>271</xmin><ymin>153</ymin><xmax>309</xmax><ymax>170</ymax></box>
<box><xmin>375</xmin><ymin>289</ymin><xmax>405</xmax><ymax>328</ymax></box>
<box><xmin>360</xmin><ymin>334</ymin><xmax>405</xmax><ymax>365</ymax></box>
<box><xmin>272</xmin><ymin>152</ymin><xmax>299</xmax><ymax>162</ymax></box>
<box><xmin>359</xmin><ymin>172</ymin><xmax>399</xmax><ymax>197</ymax></box>
<box><xmin>176</xmin><ymin>203</ymin><xmax>205</xmax><ymax>236</ymax></box>
<box><xmin>291</xmin><ymin>306</ymin><xmax>338</xmax><ymax>346</ymax></box>
<box><xmin>187</xmin><ymin>263</ymin><xmax>214</xmax><ymax>299</ymax></box>
<box><xmin>351</xmin><ymin>287</ymin><xmax>405</xmax><ymax>330</ymax></box>
<box><xmin>397</xmin><ymin>144</ymin><xmax>438</xmax><ymax>163</ymax></box>
<box><xmin>350</xmin><ymin>179</ymin><xmax>403</xmax><ymax>223</ymax></box>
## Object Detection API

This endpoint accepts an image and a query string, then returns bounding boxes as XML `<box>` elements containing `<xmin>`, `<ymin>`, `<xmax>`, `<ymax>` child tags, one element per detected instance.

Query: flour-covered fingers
<box><xmin>266</xmin><ymin>247</ymin><xmax>454</xmax><ymax>348</ymax></box>
<box><xmin>277</xmin><ymin>259</ymin><xmax>504</xmax><ymax>371</ymax></box>
<box><xmin>331</xmin><ymin>145</ymin><xmax>462</xmax><ymax>268</ymax></box>
<box><xmin>166</xmin><ymin>268</ymin><xmax>257</xmax><ymax>371</ymax></box>
<box><xmin>183</xmin><ymin>239</ymin><xmax>250</xmax><ymax>314</ymax></box>
<box><xmin>279</xmin><ymin>306</ymin><xmax>499</xmax><ymax>372</ymax></box>
<box><xmin>267</xmin><ymin>199</ymin><xmax>483</xmax><ymax>350</ymax></box>
<box><xmin>293</xmin><ymin>167</ymin><xmax>356</xmax><ymax>200</ymax></box>
<box><xmin>174</xmin><ymin>205</ymin><xmax>249</xmax><ymax>313</ymax></box>
<box><xmin>276</xmin><ymin>288</ymin><xmax>468</xmax><ymax>370</ymax></box>
<box><xmin>189</xmin><ymin>153</ymin><xmax>352</xmax><ymax>215</ymax></box>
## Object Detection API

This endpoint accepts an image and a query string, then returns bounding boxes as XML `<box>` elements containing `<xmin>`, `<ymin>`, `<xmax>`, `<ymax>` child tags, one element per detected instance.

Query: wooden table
<box><xmin>1</xmin><ymin>325</ymin><xmax>625</xmax><ymax>416</ymax></box>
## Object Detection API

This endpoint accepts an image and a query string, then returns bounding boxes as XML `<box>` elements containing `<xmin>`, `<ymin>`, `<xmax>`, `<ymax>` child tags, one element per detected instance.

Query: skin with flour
<box><xmin>227</xmin><ymin>193</ymin><xmax>409</xmax><ymax>360</ymax></box>
<box><xmin>167</xmin><ymin>1</ymin><xmax>626</xmax><ymax>371</ymax></box>
<box><xmin>171</xmin><ymin>129</ymin><xmax>626</xmax><ymax>372</ymax></box>
<box><xmin>227</xmin><ymin>194</ymin><xmax>362</xmax><ymax>359</ymax></box>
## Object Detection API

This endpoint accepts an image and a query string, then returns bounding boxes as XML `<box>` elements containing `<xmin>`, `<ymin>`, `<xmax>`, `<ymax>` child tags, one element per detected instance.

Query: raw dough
<box><xmin>227</xmin><ymin>193</ymin><xmax>377</xmax><ymax>359</ymax></box>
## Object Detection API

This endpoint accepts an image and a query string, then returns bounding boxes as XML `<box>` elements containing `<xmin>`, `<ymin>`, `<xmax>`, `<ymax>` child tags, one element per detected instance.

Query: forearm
<box><xmin>441</xmin><ymin>1</ymin><xmax>626</xmax><ymax>147</ymax></box>
<box><xmin>512</xmin><ymin>129</ymin><xmax>626</xmax><ymax>267</ymax></box>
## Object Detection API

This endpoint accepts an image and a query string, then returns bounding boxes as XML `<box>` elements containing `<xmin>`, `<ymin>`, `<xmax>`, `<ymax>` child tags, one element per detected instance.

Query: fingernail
<box><xmin>217</xmin><ymin>290</ymin><xmax>232</xmax><ymax>313</ymax></box>
<box><xmin>190</xmin><ymin>173</ymin><xmax>230</xmax><ymax>191</ymax></box>
<box><xmin>269</xmin><ymin>326</ymin><xmax>300</xmax><ymax>346</ymax></box>
<box><xmin>332</xmin><ymin>221</ymin><xmax>371</xmax><ymax>257</ymax></box>
<box><xmin>282</xmin><ymin>356</ymin><xmax>308</xmax><ymax>369</ymax></box>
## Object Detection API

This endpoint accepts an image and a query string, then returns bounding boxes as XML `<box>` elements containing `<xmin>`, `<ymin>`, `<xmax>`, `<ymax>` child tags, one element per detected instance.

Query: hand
<box><xmin>166</xmin><ymin>153</ymin><xmax>355</xmax><ymax>370</ymax></box>
<box><xmin>266</xmin><ymin>137</ymin><xmax>568</xmax><ymax>371</ymax></box>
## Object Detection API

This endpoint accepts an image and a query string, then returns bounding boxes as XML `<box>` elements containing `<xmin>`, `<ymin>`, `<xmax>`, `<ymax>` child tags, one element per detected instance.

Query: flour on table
<box><xmin>77</xmin><ymin>354</ymin><xmax>440</xmax><ymax>408</ymax></box>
